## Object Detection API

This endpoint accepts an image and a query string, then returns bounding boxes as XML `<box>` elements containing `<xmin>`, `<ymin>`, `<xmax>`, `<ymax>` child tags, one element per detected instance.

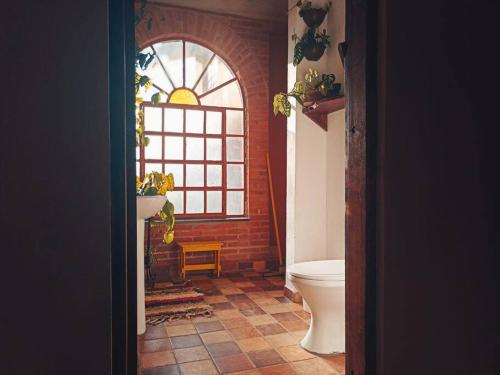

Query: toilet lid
<box><xmin>288</xmin><ymin>260</ymin><xmax>345</xmax><ymax>281</ymax></box>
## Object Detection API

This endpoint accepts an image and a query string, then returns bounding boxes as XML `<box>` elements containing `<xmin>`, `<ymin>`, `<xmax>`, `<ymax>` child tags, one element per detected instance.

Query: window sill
<box><xmin>151</xmin><ymin>216</ymin><xmax>250</xmax><ymax>224</ymax></box>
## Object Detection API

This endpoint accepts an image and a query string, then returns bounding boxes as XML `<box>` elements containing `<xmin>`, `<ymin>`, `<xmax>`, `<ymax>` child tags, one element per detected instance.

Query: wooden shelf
<box><xmin>302</xmin><ymin>95</ymin><xmax>345</xmax><ymax>131</ymax></box>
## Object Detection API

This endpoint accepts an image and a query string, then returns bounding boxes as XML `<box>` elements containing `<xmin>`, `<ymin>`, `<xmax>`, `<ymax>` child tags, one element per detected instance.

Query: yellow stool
<box><xmin>177</xmin><ymin>241</ymin><xmax>222</xmax><ymax>280</ymax></box>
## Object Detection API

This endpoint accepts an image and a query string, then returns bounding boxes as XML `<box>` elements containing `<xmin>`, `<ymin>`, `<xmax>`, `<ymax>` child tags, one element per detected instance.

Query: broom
<box><xmin>263</xmin><ymin>152</ymin><xmax>285</xmax><ymax>277</ymax></box>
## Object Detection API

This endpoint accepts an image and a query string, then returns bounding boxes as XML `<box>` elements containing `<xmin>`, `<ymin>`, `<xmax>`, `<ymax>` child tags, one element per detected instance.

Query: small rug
<box><xmin>145</xmin><ymin>285</ymin><xmax>213</xmax><ymax>325</ymax></box>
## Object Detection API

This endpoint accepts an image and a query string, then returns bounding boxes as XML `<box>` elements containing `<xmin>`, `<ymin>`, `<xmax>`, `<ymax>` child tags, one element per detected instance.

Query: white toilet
<box><xmin>288</xmin><ymin>260</ymin><xmax>345</xmax><ymax>354</ymax></box>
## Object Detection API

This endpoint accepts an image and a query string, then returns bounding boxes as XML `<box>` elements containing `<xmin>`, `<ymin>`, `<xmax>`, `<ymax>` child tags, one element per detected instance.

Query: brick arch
<box><xmin>136</xmin><ymin>5</ymin><xmax>269</xmax><ymax>105</ymax></box>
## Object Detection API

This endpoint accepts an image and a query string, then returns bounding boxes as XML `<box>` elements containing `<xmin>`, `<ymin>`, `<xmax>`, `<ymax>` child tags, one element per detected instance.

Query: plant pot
<box><xmin>299</xmin><ymin>8</ymin><xmax>327</xmax><ymax>28</ymax></box>
<box><xmin>323</xmin><ymin>83</ymin><xmax>341</xmax><ymax>98</ymax></box>
<box><xmin>304</xmin><ymin>43</ymin><xmax>326</xmax><ymax>62</ymax></box>
<box><xmin>303</xmin><ymin>90</ymin><xmax>324</xmax><ymax>107</ymax></box>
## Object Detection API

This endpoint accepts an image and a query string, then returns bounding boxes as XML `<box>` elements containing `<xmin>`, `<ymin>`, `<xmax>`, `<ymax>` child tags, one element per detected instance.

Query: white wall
<box><xmin>286</xmin><ymin>0</ymin><xmax>346</xmax><ymax>289</ymax></box>
<box><xmin>326</xmin><ymin>0</ymin><xmax>346</xmax><ymax>260</ymax></box>
<box><xmin>326</xmin><ymin>109</ymin><xmax>346</xmax><ymax>259</ymax></box>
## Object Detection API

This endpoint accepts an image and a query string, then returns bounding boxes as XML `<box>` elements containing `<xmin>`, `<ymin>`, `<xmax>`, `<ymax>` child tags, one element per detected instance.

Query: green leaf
<box><xmin>163</xmin><ymin>230</ymin><xmax>174</xmax><ymax>244</ymax></box>
<box><xmin>144</xmin><ymin>53</ymin><xmax>154</xmax><ymax>70</ymax></box>
<box><xmin>143</xmin><ymin>186</ymin><xmax>158</xmax><ymax>196</ymax></box>
<box><xmin>273</xmin><ymin>93</ymin><xmax>291</xmax><ymax>117</ymax></box>
<box><xmin>139</xmin><ymin>75</ymin><xmax>150</xmax><ymax>86</ymax></box>
<box><xmin>164</xmin><ymin>199</ymin><xmax>175</xmax><ymax>216</ymax></box>
<box><xmin>151</xmin><ymin>92</ymin><xmax>160</xmax><ymax>105</ymax></box>
<box><xmin>293</xmin><ymin>43</ymin><xmax>304</xmax><ymax>66</ymax></box>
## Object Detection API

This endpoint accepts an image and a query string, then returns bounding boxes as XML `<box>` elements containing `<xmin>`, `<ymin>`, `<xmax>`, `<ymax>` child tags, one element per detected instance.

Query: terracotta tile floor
<box><xmin>139</xmin><ymin>273</ymin><xmax>345</xmax><ymax>375</ymax></box>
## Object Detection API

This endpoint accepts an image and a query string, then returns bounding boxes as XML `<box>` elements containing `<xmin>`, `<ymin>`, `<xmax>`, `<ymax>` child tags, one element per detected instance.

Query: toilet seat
<box><xmin>288</xmin><ymin>260</ymin><xmax>345</xmax><ymax>282</ymax></box>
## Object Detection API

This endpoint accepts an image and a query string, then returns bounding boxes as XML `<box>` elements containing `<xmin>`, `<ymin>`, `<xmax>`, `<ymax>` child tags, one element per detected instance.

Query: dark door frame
<box><xmin>109</xmin><ymin>0</ymin><xmax>379</xmax><ymax>374</ymax></box>
<box><xmin>109</xmin><ymin>0</ymin><xmax>137</xmax><ymax>374</ymax></box>
<box><xmin>345</xmin><ymin>0</ymin><xmax>379</xmax><ymax>375</ymax></box>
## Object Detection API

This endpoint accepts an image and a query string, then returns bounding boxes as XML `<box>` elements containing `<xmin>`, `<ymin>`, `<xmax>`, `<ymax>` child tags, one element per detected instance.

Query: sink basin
<box><xmin>137</xmin><ymin>195</ymin><xmax>168</xmax><ymax>220</ymax></box>
<box><xmin>136</xmin><ymin>195</ymin><xmax>168</xmax><ymax>335</ymax></box>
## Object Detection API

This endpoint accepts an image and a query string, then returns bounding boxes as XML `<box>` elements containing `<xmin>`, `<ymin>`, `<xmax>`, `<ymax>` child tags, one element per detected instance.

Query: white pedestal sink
<box><xmin>136</xmin><ymin>195</ymin><xmax>168</xmax><ymax>335</ymax></box>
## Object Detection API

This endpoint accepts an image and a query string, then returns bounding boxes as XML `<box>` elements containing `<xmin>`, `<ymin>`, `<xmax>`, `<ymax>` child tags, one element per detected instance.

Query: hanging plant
<box><xmin>135</xmin><ymin>0</ymin><xmax>156</xmax><ymax>147</ymax></box>
<box><xmin>296</xmin><ymin>1</ymin><xmax>332</xmax><ymax>28</ymax></box>
<box><xmin>273</xmin><ymin>69</ymin><xmax>341</xmax><ymax>117</ymax></box>
<box><xmin>292</xmin><ymin>28</ymin><xmax>331</xmax><ymax>66</ymax></box>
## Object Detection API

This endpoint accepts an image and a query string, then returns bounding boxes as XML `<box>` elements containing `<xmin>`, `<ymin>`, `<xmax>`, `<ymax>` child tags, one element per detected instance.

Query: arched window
<box><xmin>136</xmin><ymin>40</ymin><xmax>246</xmax><ymax>218</ymax></box>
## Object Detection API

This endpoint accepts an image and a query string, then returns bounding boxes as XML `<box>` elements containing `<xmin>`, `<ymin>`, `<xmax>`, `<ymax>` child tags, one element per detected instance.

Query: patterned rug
<box><xmin>145</xmin><ymin>285</ymin><xmax>213</xmax><ymax>325</ymax></box>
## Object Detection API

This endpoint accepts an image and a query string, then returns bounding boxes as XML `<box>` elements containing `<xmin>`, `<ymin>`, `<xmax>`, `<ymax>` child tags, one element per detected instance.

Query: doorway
<box><xmin>109</xmin><ymin>1</ymin><xmax>378</xmax><ymax>374</ymax></box>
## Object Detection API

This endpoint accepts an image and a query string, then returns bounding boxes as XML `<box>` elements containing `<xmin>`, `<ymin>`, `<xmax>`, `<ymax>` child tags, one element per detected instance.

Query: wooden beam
<box><xmin>345</xmin><ymin>0</ymin><xmax>378</xmax><ymax>374</ymax></box>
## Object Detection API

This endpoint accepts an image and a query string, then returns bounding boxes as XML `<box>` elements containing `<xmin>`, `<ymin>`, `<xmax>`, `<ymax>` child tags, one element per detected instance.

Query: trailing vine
<box><xmin>134</xmin><ymin>1</ymin><xmax>176</xmax><ymax>245</ymax></box>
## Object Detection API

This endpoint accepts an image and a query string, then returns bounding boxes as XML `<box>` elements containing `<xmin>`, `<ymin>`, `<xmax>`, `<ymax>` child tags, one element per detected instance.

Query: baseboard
<box><xmin>284</xmin><ymin>285</ymin><xmax>302</xmax><ymax>304</ymax></box>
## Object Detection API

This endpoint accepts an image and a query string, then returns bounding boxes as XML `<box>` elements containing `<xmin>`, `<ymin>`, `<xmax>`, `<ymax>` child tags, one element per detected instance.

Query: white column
<box><xmin>137</xmin><ymin>218</ymin><xmax>146</xmax><ymax>335</ymax></box>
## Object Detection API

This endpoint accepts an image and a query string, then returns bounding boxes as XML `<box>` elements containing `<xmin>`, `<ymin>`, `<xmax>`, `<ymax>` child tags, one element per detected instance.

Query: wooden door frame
<box><xmin>109</xmin><ymin>0</ymin><xmax>137</xmax><ymax>373</ymax></box>
<box><xmin>109</xmin><ymin>0</ymin><xmax>380</xmax><ymax>374</ymax></box>
<box><xmin>345</xmin><ymin>0</ymin><xmax>379</xmax><ymax>375</ymax></box>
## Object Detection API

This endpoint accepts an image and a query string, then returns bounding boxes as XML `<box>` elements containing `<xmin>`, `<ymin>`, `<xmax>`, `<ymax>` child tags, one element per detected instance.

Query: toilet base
<box><xmin>288</xmin><ymin>271</ymin><xmax>345</xmax><ymax>355</ymax></box>
<box><xmin>299</xmin><ymin>313</ymin><xmax>345</xmax><ymax>354</ymax></box>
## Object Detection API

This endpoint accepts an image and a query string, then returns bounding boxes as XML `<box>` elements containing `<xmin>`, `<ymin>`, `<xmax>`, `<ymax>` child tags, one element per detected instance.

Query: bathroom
<box><xmin>6</xmin><ymin>0</ymin><xmax>499</xmax><ymax>373</ymax></box>
<box><xmin>135</xmin><ymin>0</ymin><xmax>347</xmax><ymax>374</ymax></box>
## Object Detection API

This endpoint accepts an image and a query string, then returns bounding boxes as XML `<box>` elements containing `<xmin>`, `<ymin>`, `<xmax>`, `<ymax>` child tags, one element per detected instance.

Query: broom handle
<box><xmin>266</xmin><ymin>152</ymin><xmax>284</xmax><ymax>267</ymax></box>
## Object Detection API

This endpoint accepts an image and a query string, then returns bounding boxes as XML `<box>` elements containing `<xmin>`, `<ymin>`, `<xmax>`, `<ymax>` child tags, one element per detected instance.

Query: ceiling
<box><xmin>150</xmin><ymin>0</ymin><xmax>289</xmax><ymax>22</ymax></box>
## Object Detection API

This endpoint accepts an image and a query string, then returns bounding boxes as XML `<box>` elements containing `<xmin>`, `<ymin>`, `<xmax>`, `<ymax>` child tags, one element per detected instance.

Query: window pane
<box><xmin>185</xmin><ymin>42</ymin><xmax>214</xmax><ymax>89</ymax></box>
<box><xmin>227</xmin><ymin>191</ymin><xmax>244</xmax><ymax>215</ymax></box>
<box><xmin>186</xmin><ymin>164</ymin><xmax>204</xmax><ymax>187</ymax></box>
<box><xmin>207</xmin><ymin>191</ymin><xmax>222</xmax><ymax>213</ymax></box>
<box><xmin>145</xmin><ymin>135</ymin><xmax>162</xmax><ymax>159</ymax></box>
<box><xmin>185</xmin><ymin>110</ymin><xmax>204</xmax><ymax>133</ymax></box>
<box><xmin>168</xmin><ymin>191</ymin><xmax>184</xmax><ymax>214</ymax></box>
<box><xmin>186</xmin><ymin>137</ymin><xmax>204</xmax><ymax>160</ymax></box>
<box><xmin>144</xmin><ymin>107</ymin><xmax>162</xmax><ymax>131</ymax></box>
<box><xmin>164</xmin><ymin>136</ymin><xmax>183</xmax><ymax>160</ymax></box>
<box><xmin>227</xmin><ymin>164</ymin><xmax>244</xmax><ymax>189</ymax></box>
<box><xmin>206</xmin><ymin>165</ymin><xmax>222</xmax><ymax>187</ymax></box>
<box><xmin>165</xmin><ymin>163</ymin><xmax>183</xmax><ymax>187</ymax></box>
<box><xmin>226</xmin><ymin>110</ymin><xmax>244</xmax><ymax>135</ymax></box>
<box><xmin>226</xmin><ymin>137</ymin><xmax>244</xmax><ymax>162</ymax></box>
<box><xmin>164</xmin><ymin>108</ymin><xmax>183</xmax><ymax>133</ymax></box>
<box><xmin>168</xmin><ymin>88</ymin><xmax>199</xmax><ymax>105</ymax></box>
<box><xmin>206</xmin><ymin>111</ymin><xmax>222</xmax><ymax>134</ymax></box>
<box><xmin>136</xmin><ymin>162</ymin><xmax>140</xmax><ymax>177</ymax></box>
<box><xmin>195</xmin><ymin>55</ymin><xmax>235</xmax><ymax>95</ymax></box>
<box><xmin>186</xmin><ymin>191</ymin><xmax>204</xmax><ymax>214</ymax></box>
<box><xmin>145</xmin><ymin>163</ymin><xmax>162</xmax><ymax>174</ymax></box>
<box><xmin>137</xmin><ymin>48</ymin><xmax>174</xmax><ymax>94</ymax></box>
<box><xmin>206</xmin><ymin>138</ymin><xmax>222</xmax><ymax>161</ymax></box>
<box><xmin>153</xmin><ymin>41</ymin><xmax>183</xmax><ymax>88</ymax></box>
<box><xmin>200</xmin><ymin>80</ymin><xmax>243</xmax><ymax>108</ymax></box>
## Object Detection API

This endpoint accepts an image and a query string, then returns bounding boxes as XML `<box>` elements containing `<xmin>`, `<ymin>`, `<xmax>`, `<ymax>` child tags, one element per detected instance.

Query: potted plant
<box><xmin>273</xmin><ymin>69</ymin><xmax>341</xmax><ymax>117</ymax></box>
<box><xmin>296</xmin><ymin>0</ymin><xmax>332</xmax><ymax>28</ymax></box>
<box><xmin>135</xmin><ymin>171</ymin><xmax>174</xmax><ymax>334</ymax></box>
<box><xmin>136</xmin><ymin>172</ymin><xmax>175</xmax><ymax>244</ymax></box>
<box><xmin>292</xmin><ymin>28</ymin><xmax>331</xmax><ymax>65</ymax></box>
<box><xmin>135</xmin><ymin>2</ymin><xmax>176</xmax><ymax>244</ymax></box>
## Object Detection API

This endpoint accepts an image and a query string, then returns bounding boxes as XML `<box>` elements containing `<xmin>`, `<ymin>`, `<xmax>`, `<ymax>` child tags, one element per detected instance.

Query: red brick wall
<box><xmin>136</xmin><ymin>4</ymin><xmax>286</xmax><ymax>273</ymax></box>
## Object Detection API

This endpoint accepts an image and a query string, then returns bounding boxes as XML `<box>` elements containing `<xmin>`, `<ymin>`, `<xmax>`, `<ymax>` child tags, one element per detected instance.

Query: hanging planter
<box><xmin>304</xmin><ymin>43</ymin><xmax>327</xmax><ymax>61</ymax></box>
<box><xmin>296</xmin><ymin>1</ymin><xmax>332</xmax><ymax>27</ymax></box>
<box><xmin>292</xmin><ymin>28</ymin><xmax>331</xmax><ymax>66</ymax></box>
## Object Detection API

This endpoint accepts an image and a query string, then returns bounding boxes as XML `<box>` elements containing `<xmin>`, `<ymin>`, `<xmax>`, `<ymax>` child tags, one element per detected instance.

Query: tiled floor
<box><xmin>138</xmin><ymin>272</ymin><xmax>345</xmax><ymax>375</ymax></box>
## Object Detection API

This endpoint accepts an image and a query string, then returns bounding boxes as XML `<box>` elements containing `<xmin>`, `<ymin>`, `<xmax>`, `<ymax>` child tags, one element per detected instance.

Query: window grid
<box><xmin>139</xmin><ymin>102</ymin><xmax>246</xmax><ymax>219</ymax></box>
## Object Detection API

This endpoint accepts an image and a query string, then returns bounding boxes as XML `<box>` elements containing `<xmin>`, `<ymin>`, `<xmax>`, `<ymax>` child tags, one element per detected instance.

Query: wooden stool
<box><xmin>177</xmin><ymin>241</ymin><xmax>222</xmax><ymax>280</ymax></box>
